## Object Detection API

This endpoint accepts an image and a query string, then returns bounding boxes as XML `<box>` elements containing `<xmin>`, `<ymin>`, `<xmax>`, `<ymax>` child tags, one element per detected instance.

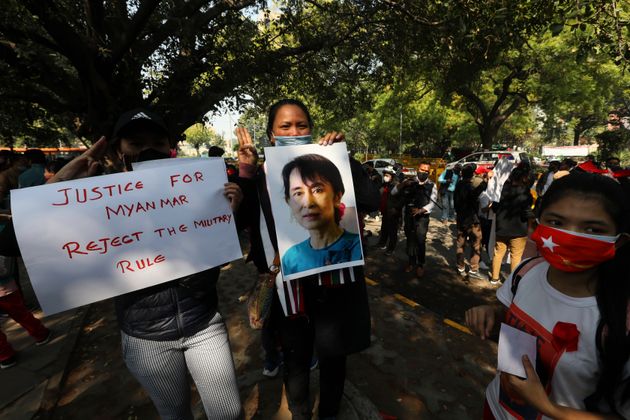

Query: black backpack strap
<box><xmin>510</xmin><ymin>256</ymin><xmax>544</xmax><ymax>298</ymax></box>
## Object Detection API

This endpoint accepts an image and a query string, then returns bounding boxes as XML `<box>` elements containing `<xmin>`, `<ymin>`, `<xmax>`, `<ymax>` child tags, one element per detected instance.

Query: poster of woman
<box><xmin>264</xmin><ymin>143</ymin><xmax>364</xmax><ymax>281</ymax></box>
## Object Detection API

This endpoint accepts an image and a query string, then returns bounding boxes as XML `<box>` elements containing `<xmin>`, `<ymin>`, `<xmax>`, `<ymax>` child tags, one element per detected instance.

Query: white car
<box><xmin>362</xmin><ymin>159</ymin><xmax>417</xmax><ymax>178</ymax></box>
<box><xmin>445</xmin><ymin>151</ymin><xmax>530</xmax><ymax>171</ymax></box>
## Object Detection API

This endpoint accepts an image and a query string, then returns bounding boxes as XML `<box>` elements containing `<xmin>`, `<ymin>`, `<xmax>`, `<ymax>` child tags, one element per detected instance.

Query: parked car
<box><xmin>362</xmin><ymin>158</ymin><xmax>417</xmax><ymax>178</ymax></box>
<box><xmin>444</xmin><ymin>150</ymin><xmax>530</xmax><ymax>171</ymax></box>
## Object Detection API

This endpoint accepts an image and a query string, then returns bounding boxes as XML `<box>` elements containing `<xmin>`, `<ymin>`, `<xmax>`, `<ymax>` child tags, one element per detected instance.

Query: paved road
<box><xmin>362</xmin><ymin>216</ymin><xmax>499</xmax><ymax>323</ymax></box>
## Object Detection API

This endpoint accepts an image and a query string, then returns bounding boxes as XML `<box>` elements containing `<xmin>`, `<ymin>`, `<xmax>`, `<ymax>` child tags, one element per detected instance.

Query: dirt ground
<box><xmin>48</xmin><ymin>217</ymin><xmax>500</xmax><ymax>419</ymax></box>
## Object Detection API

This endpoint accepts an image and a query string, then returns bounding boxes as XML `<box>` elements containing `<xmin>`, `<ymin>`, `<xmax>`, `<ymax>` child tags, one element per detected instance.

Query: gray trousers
<box><xmin>121</xmin><ymin>313</ymin><xmax>241</xmax><ymax>420</ymax></box>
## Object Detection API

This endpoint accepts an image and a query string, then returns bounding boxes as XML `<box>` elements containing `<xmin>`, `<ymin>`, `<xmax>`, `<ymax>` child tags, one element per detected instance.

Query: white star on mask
<box><xmin>541</xmin><ymin>235</ymin><xmax>558</xmax><ymax>252</ymax></box>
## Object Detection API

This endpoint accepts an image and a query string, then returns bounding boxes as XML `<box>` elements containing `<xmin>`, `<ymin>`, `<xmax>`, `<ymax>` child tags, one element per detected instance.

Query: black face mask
<box><xmin>418</xmin><ymin>172</ymin><xmax>429</xmax><ymax>182</ymax></box>
<box><xmin>123</xmin><ymin>148</ymin><xmax>170</xmax><ymax>171</ymax></box>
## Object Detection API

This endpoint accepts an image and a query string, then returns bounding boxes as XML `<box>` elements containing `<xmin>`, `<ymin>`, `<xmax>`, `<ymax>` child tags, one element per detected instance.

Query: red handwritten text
<box><xmin>170</xmin><ymin>171</ymin><xmax>204</xmax><ymax>188</ymax></box>
<box><xmin>105</xmin><ymin>195</ymin><xmax>189</xmax><ymax>220</ymax></box>
<box><xmin>62</xmin><ymin>231</ymin><xmax>144</xmax><ymax>259</ymax></box>
<box><xmin>154</xmin><ymin>224</ymin><xmax>188</xmax><ymax>238</ymax></box>
<box><xmin>52</xmin><ymin>182</ymin><xmax>144</xmax><ymax>206</ymax></box>
<box><xmin>193</xmin><ymin>214</ymin><xmax>232</xmax><ymax>229</ymax></box>
<box><xmin>116</xmin><ymin>254</ymin><xmax>166</xmax><ymax>274</ymax></box>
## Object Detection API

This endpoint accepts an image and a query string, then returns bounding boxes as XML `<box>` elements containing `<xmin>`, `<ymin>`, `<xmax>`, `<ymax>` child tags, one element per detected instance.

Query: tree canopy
<box><xmin>2</xmin><ymin>0</ymin><xmax>629</xmax><ymax>155</ymax></box>
<box><xmin>0</xmin><ymin>0</ymin><xmax>379</xmax><ymax>144</ymax></box>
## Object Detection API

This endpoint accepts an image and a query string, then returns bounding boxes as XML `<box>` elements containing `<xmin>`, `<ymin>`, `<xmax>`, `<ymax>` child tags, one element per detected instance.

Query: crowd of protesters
<box><xmin>366</xmin><ymin>152</ymin><xmax>630</xmax><ymax>419</ymax></box>
<box><xmin>1</xmin><ymin>102</ymin><xmax>630</xmax><ymax>420</ymax></box>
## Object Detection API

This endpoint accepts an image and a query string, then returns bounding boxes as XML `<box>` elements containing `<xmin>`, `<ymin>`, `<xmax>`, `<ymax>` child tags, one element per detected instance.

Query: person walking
<box><xmin>438</xmin><ymin>164</ymin><xmax>460</xmax><ymax>223</ymax></box>
<box><xmin>395</xmin><ymin>162</ymin><xmax>438</xmax><ymax>278</ymax></box>
<box><xmin>0</xmin><ymin>253</ymin><xmax>51</xmax><ymax>369</ymax></box>
<box><xmin>454</xmin><ymin>164</ymin><xmax>487</xmax><ymax>280</ymax></box>
<box><xmin>489</xmin><ymin>163</ymin><xmax>535</xmax><ymax>285</ymax></box>
<box><xmin>376</xmin><ymin>169</ymin><xmax>401</xmax><ymax>255</ymax></box>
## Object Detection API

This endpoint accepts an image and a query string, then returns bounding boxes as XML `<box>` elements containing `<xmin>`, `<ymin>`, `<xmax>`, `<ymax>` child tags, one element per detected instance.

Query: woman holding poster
<box><xmin>281</xmin><ymin>153</ymin><xmax>362</xmax><ymax>276</ymax></box>
<box><xmin>236</xmin><ymin>99</ymin><xmax>377</xmax><ymax>420</ymax></box>
<box><xmin>43</xmin><ymin>108</ymin><xmax>244</xmax><ymax>420</ymax></box>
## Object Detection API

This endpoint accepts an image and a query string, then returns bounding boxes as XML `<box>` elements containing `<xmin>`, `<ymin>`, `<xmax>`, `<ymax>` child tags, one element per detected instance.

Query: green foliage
<box><xmin>0</xmin><ymin>0</ymin><xmax>378</xmax><ymax>144</ymax></box>
<box><xmin>531</xmin><ymin>31</ymin><xmax>630</xmax><ymax>146</ymax></box>
<box><xmin>365</xmin><ymin>0</ymin><xmax>630</xmax><ymax>149</ymax></box>
<box><xmin>596</xmin><ymin>128</ymin><xmax>630</xmax><ymax>160</ymax></box>
<box><xmin>238</xmin><ymin>107</ymin><xmax>269</xmax><ymax>148</ymax></box>
<box><xmin>184</xmin><ymin>123</ymin><xmax>223</xmax><ymax>156</ymax></box>
<box><xmin>2</xmin><ymin>0</ymin><xmax>628</xmax><ymax>153</ymax></box>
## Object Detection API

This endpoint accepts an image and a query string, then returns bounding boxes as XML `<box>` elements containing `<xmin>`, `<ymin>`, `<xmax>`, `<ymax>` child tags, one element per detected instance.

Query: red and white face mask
<box><xmin>531</xmin><ymin>224</ymin><xmax>619</xmax><ymax>272</ymax></box>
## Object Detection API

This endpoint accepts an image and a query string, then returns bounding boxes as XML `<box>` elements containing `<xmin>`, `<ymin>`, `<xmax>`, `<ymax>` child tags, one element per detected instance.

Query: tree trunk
<box><xmin>573</xmin><ymin>129</ymin><xmax>581</xmax><ymax>146</ymax></box>
<box><xmin>478</xmin><ymin>121</ymin><xmax>500</xmax><ymax>150</ymax></box>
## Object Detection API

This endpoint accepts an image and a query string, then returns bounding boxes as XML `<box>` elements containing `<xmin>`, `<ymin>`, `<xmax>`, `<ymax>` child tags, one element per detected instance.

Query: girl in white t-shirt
<box><xmin>466</xmin><ymin>171</ymin><xmax>630</xmax><ymax>419</ymax></box>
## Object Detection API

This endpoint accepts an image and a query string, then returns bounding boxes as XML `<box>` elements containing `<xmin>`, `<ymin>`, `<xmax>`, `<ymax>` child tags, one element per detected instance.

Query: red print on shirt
<box><xmin>499</xmin><ymin>304</ymin><xmax>580</xmax><ymax>420</ymax></box>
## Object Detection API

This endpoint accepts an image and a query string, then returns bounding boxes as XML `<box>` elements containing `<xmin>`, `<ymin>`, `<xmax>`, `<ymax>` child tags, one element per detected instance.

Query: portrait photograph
<box><xmin>264</xmin><ymin>142</ymin><xmax>364</xmax><ymax>281</ymax></box>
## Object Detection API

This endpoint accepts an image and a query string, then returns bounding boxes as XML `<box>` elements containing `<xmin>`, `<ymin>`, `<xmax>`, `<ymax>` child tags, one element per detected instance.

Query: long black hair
<box><xmin>266</xmin><ymin>99</ymin><xmax>314</xmax><ymax>140</ymax></box>
<box><xmin>538</xmin><ymin>172</ymin><xmax>630</xmax><ymax>412</ymax></box>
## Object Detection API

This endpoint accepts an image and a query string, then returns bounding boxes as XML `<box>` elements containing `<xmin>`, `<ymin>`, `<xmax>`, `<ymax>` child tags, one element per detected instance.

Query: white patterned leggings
<box><xmin>121</xmin><ymin>313</ymin><xmax>241</xmax><ymax>420</ymax></box>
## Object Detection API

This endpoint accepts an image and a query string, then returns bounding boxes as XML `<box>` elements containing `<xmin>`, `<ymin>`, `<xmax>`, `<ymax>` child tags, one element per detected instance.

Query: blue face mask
<box><xmin>273</xmin><ymin>134</ymin><xmax>312</xmax><ymax>147</ymax></box>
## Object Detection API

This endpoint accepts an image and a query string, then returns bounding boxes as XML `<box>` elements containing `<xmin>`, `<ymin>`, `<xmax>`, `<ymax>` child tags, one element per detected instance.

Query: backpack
<box><xmin>509</xmin><ymin>256</ymin><xmax>544</xmax><ymax>297</ymax></box>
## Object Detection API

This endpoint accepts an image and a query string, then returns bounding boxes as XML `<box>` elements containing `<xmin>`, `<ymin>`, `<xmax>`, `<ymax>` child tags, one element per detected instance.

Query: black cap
<box><xmin>112</xmin><ymin>108</ymin><xmax>169</xmax><ymax>139</ymax></box>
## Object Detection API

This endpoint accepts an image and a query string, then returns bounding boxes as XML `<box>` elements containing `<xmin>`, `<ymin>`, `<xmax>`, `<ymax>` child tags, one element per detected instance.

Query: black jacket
<box><xmin>114</xmin><ymin>268</ymin><xmax>220</xmax><ymax>340</ymax></box>
<box><xmin>494</xmin><ymin>182</ymin><xmax>533</xmax><ymax>238</ymax></box>
<box><xmin>454</xmin><ymin>178</ymin><xmax>487</xmax><ymax>226</ymax></box>
<box><xmin>401</xmin><ymin>180</ymin><xmax>435</xmax><ymax>214</ymax></box>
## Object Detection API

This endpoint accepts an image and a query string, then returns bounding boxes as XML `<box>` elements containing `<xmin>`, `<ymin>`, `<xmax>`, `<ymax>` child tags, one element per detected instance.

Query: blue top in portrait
<box><xmin>281</xmin><ymin>230</ymin><xmax>362</xmax><ymax>276</ymax></box>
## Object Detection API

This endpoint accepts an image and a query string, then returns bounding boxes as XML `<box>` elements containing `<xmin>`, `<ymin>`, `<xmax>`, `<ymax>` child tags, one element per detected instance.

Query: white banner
<box><xmin>11</xmin><ymin>159</ymin><xmax>242</xmax><ymax>315</ymax></box>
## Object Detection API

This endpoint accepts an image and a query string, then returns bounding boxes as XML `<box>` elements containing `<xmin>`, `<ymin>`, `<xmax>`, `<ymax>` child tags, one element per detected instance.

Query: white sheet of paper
<box><xmin>497</xmin><ymin>323</ymin><xmax>537</xmax><ymax>378</ymax></box>
<box><xmin>11</xmin><ymin>159</ymin><xmax>242</xmax><ymax>315</ymax></box>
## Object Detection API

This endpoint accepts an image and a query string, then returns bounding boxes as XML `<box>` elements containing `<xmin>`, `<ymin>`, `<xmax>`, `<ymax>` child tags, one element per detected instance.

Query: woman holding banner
<box><xmin>235</xmin><ymin>99</ymin><xmax>378</xmax><ymax>420</ymax></box>
<box><xmin>43</xmin><ymin>108</ymin><xmax>244</xmax><ymax>420</ymax></box>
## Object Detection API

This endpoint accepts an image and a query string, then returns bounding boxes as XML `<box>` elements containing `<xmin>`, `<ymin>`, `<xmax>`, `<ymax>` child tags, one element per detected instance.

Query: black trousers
<box><xmin>279</xmin><ymin>315</ymin><xmax>346</xmax><ymax>419</ymax></box>
<box><xmin>404</xmin><ymin>213</ymin><xmax>430</xmax><ymax>266</ymax></box>
<box><xmin>377</xmin><ymin>211</ymin><xmax>400</xmax><ymax>251</ymax></box>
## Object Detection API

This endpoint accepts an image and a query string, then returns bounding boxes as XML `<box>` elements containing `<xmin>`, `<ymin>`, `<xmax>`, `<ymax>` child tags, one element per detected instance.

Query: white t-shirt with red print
<box><xmin>485</xmin><ymin>260</ymin><xmax>604</xmax><ymax>419</ymax></box>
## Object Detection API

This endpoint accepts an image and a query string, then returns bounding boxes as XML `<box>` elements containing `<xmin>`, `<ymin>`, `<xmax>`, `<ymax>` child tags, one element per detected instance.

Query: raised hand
<box><xmin>318</xmin><ymin>131</ymin><xmax>345</xmax><ymax>146</ymax></box>
<box><xmin>235</xmin><ymin>127</ymin><xmax>258</xmax><ymax>166</ymax></box>
<box><xmin>48</xmin><ymin>136</ymin><xmax>108</xmax><ymax>184</ymax></box>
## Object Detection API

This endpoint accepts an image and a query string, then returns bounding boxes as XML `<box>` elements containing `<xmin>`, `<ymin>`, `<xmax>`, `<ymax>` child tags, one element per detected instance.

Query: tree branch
<box><xmin>457</xmin><ymin>86</ymin><xmax>488</xmax><ymax>121</ymax></box>
<box><xmin>489</xmin><ymin>69</ymin><xmax>519</xmax><ymax>117</ymax></box>
<box><xmin>84</xmin><ymin>0</ymin><xmax>106</xmax><ymax>40</ymax></box>
<box><xmin>108</xmin><ymin>0</ymin><xmax>162</xmax><ymax>65</ymax></box>
<box><xmin>22</xmin><ymin>1</ymin><xmax>92</xmax><ymax>74</ymax></box>
<box><xmin>133</xmin><ymin>0</ymin><xmax>256</xmax><ymax>63</ymax></box>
